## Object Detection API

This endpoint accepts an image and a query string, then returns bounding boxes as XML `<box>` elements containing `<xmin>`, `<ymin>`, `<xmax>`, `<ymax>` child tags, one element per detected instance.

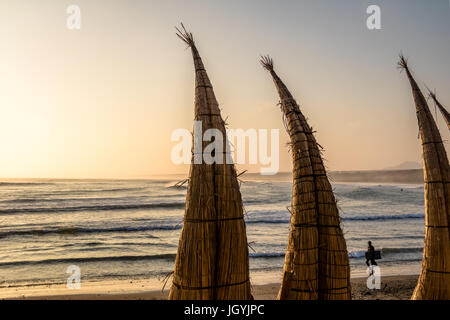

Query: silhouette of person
<box><xmin>366</xmin><ymin>241</ymin><xmax>377</xmax><ymax>267</ymax></box>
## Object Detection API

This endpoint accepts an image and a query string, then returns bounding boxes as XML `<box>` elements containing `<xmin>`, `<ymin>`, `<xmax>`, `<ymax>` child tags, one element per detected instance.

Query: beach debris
<box><xmin>168</xmin><ymin>24</ymin><xmax>252</xmax><ymax>300</ymax></box>
<box><xmin>398</xmin><ymin>55</ymin><xmax>450</xmax><ymax>300</ymax></box>
<box><xmin>260</xmin><ymin>56</ymin><xmax>351</xmax><ymax>300</ymax></box>
<box><xmin>160</xmin><ymin>271</ymin><xmax>174</xmax><ymax>292</ymax></box>
<box><xmin>428</xmin><ymin>90</ymin><xmax>450</xmax><ymax>130</ymax></box>
<box><xmin>172</xmin><ymin>178</ymin><xmax>189</xmax><ymax>189</ymax></box>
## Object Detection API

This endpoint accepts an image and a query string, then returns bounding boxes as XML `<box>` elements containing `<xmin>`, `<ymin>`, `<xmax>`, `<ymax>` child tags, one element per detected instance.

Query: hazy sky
<box><xmin>1</xmin><ymin>0</ymin><xmax>449</xmax><ymax>178</ymax></box>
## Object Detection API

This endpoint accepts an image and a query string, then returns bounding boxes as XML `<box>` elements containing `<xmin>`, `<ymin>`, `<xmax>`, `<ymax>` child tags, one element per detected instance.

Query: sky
<box><xmin>0</xmin><ymin>0</ymin><xmax>449</xmax><ymax>179</ymax></box>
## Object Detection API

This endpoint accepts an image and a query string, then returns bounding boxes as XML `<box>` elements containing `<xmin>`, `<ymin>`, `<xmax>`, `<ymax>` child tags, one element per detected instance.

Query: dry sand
<box><xmin>1</xmin><ymin>275</ymin><xmax>418</xmax><ymax>300</ymax></box>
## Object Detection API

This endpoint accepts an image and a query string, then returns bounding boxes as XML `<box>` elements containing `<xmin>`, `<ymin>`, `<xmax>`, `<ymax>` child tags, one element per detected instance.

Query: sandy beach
<box><xmin>1</xmin><ymin>275</ymin><xmax>418</xmax><ymax>300</ymax></box>
<box><xmin>3</xmin><ymin>0</ymin><xmax>450</xmax><ymax>303</ymax></box>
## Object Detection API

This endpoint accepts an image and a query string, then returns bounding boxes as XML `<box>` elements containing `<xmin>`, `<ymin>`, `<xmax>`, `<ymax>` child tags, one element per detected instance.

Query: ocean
<box><xmin>0</xmin><ymin>178</ymin><xmax>425</xmax><ymax>290</ymax></box>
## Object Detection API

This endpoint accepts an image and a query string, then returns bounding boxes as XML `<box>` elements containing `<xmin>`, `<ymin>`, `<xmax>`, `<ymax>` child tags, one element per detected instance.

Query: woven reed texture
<box><xmin>429</xmin><ymin>91</ymin><xmax>450</xmax><ymax>130</ymax></box>
<box><xmin>399</xmin><ymin>56</ymin><xmax>450</xmax><ymax>300</ymax></box>
<box><xmin>260</xmin><ymin>56</ymin><xmax>351</xmax><ymax>300</ymax></box>
<box><xmin>168</xmin><ymin>25</ymin><xmax>252</xmax><ymax>300</ymax></box>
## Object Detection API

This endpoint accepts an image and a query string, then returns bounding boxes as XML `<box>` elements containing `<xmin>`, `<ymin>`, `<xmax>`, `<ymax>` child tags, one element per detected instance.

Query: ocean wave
<box><xmin>0</xmin><ymin>182</ymin><xmax>54</xmax><ymax>187</ymax></box>
<box><xmin>31</xmin><ymin>187</ymin><xmax>149</xmax><ymax>197</ymax></box>
<box><xmin>337</xmin><ymin>186</ymin><xmax>424</xmax><ymax>204</ymax></box>
<box><xmin>248</xmin><ymin>248</ymin><xmax>422</xmax><ymax>260</ymax></box>
<box><xmin>381</xmin><ymin>247</ymin><xmax>423</xmax><ymax>254</ymax></box>
<box><xmin>348</xmin><ymin>247</ymin><xmax>423</xmax><ymax>259</ymax></box>
<box><xmin>348</xmin><ymin>250</ymin><xmax>367</xmax><ymax>258</ymax></box>
<box><xmin>0</xmin><ymin>225</ymin><xmax>181</xmax><ymax>238</ymax></box>
<box><xmin>71</xmin><ymin>187</ymin><xmax>148</xmax><ymax>193</ymax></box>
<box><xmin>347</xmin><ymin>235</ymin><xmax>424</xmax><ymax>241</ymax></box>
<box><xmin>344</xmin><ymin>213</ymin><xmax>424</xmax><ymax>221</ymax></box>
<box><xmin>0</xmin><ymin>247</ymin><xmax>424</xmax><ymax>268</ymax></box>
<box><xmin>244</xmin><ymin>213</ymin><xmax>424</xmax><ymax>225</ymax></box>
<box><xmin>0</xmin><ymin>202</ymin><xmax>185</xmax><ymax>214</ymax></box>
<box><xmin>56</xmin><ymin>239</ymin><xmax>161</xmax><ymax>248</ymax></box>
<box><xmin>339</xmin><ymin>187</ymin><xmax>386</xmax><ymax>199</ymax></box>
<box><xmin>246</xmin><ymin>219</ymin><xmax>289</xmax><ymax>224</ymax></box>
<box><xmin>243</xmin><ymin>198</ymin><xmax>290</xmax><ymax>205</ymax></box>
<box><xmin>0</xmin><ymin>254</ymin><xmax>177</xmax><ymax>267</ymax></box>
<box><xmin>1</xmin><ymin>195</ymin><xmax>152</xmax><ymax>204</ymax></box>
<box><xmin>0</xmin><ymin>252</ymin><xmax>285</xmax><ymax>267</ymax></box>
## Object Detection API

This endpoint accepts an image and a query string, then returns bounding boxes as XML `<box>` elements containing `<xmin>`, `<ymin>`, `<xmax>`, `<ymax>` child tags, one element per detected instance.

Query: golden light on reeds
<box><xmin>428</xmin><ymin>90</ymin><xmax>450</xmax><ymax>131</ymax></box>
<box><xmin>168</xmin><ymin>24</ymin><xmax>252</xmax><ymax>300</ymax></box>
<box><xmin>398</xmin><ymin>55</ymin><xmax>450</xmax><ymax>300</ymax></box>
<box><xmin>260</xmin><ymin>56</ymin><xmax>351</xmax><ymax>300</ymax></box>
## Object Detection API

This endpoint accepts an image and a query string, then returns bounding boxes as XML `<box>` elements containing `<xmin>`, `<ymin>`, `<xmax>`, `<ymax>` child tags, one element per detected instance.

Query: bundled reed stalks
<box><xmin>398</xmin><ymin>55</ymin><xmax>450</xmax><ymax>300</ymax></box>
<box><xmin>428</xmin><ymin>90</ymin><xmax>450</xmax><ymax>130</ymax></box>
<box><xmin>260</xmin><ymin>56</ymin><xmax>351</xmax><ymax>300</ymax></box>
<box><xmin>168</xmin><ymin>24</ymin><xmax>252</xmax><ymax>300</ymax></box>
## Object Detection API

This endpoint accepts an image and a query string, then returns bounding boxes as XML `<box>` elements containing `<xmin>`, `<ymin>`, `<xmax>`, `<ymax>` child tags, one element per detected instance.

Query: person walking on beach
<box><xmin>366</xmin><ymin>241</ymin><xmax>377</xmax><ymax>267</ymax></box>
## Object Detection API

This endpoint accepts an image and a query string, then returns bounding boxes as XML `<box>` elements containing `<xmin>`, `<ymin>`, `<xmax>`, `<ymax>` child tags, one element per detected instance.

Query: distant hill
<box><xmin>383</xmin><ymin>161</ymin><xmax>422</xmax><ymax>170</ymax></box>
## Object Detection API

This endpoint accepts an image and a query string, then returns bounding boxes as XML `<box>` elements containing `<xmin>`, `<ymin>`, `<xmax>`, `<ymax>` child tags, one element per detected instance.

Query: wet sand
<box><xmin>1</xmin><ymin>275</ymin><xmax>418</xmax><ymax>300</ymax></box>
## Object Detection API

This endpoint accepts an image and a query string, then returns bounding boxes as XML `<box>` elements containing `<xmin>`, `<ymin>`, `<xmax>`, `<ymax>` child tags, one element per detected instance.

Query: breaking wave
<box><xmin>0</xmin><ymin>202</ymin><xmax>185</xmax><ymax>214</ymax></box>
